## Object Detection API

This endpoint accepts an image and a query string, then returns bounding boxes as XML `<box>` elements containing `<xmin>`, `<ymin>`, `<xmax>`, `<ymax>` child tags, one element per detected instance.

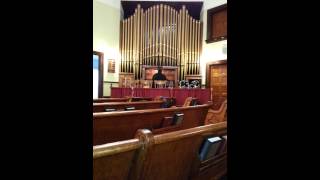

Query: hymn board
<box><xmin>119</xmin><ymin>4</ymin><xmax>202</xmax><ymax>87</ymax></box>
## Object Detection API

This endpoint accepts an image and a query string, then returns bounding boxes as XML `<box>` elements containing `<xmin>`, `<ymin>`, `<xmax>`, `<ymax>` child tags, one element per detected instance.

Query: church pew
<box><xmin>93</xmin><ymin>98</ymin><xmax>129</xmax><ymax>103</ymax></box>
<box><xmin>93</xmin><ymin>104</ymin><xmax>211</xmax><ymax>145</ymax></box>
<box><xmin>93</xmin><ymin>122</ymin><xmax>227</xmax><ymax>180</ymax></box>
<box><xmin>131</xmin><ymin>97</ymin><xmax>153</xmax><ymax>101</ymax></box>
<box><xmin>93</xmin><ymin>138</ymin><xmax>141</xmax><ymax>180</ymax></box>
<box><xmin>137</xmin><ymin>122</ymin><xmax>227</xmax><ymax>180</ymax></box>
<box><xmin>93</xmin><ymin>101</ymin><xmax>164</xmax><ymax>112</ymax></box>
<box><xmin>93</xmin><ymin>97</ymin><xmax>154</xmax><ymax>103</ymax></box>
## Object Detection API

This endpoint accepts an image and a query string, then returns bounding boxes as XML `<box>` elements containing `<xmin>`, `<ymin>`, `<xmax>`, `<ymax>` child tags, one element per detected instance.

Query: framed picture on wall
<box><xmin>108</xmin><ymin>59</ymin><xmax>115</xmax><ymax>73</ymax></box>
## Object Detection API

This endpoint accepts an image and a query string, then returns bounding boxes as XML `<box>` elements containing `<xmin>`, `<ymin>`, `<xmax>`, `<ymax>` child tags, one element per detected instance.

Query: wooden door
<box><xmin>207</xmin><ymin>61</ymin><xmax>227</xmax><ymax>110</ymax></box>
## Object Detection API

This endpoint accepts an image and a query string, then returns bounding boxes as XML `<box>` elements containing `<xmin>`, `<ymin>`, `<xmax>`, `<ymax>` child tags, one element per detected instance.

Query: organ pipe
<box><xmin>159</xmin><ymin>6</ymin><xmax>162</xmax><ymax>66</ymax></box>
<box><xmin>152</xmin><ymin>6</ymin><xmax>155</xmax><ymax>66</ymax></box>
<box><xmin>163</xmin><ymin>5</ymin><xmax>167</xmax><ymax>66</ymax></box>
<box><xmin>180</xmin><ymin>6</ymin><xmax>185</xmax><ymax>80</ymax></box>
<box><xmin>177</xmin><ymin>9</ymin><xmax>181</xmax><ymax>80</ymax></box>
<box><xmin>119</xmin><ymin>4</ymin><xmax>202</xmax><ymax>80</ymax></box>
<box><xmin>156</xmin><ymin>5</ymin><xmax>159</xmax><ymax>66</ymax></box>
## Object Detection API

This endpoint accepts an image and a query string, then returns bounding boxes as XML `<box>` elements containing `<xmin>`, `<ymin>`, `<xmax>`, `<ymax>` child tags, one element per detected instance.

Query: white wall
<box><xmin>93</xmin><ymin>0</ymin><xmax>121</xmax><ymax>96</ymax></box>
<box><xmin>200</xmin><ymin>0</ymin><xmax>227</xmax><ymax>85</ymax></box>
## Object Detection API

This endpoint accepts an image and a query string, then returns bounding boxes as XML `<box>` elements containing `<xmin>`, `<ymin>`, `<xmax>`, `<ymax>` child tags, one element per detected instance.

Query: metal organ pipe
<box><xmin>119</xmin><ymin>4</ymin><xmax>202</xmax><ymax>80</ymax></box>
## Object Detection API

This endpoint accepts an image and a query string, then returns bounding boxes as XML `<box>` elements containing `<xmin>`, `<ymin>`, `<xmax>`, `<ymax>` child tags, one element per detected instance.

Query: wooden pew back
<box><xmin>93</xmin><ymin>98</ymin><xmax>129</xmax><ymax>103</ymax></box>
<box><xmin>93</xmin><ymin>104</ymin><xmax>211</xmax><ymax>145</ymax></box>
<box><xmin>139</xmin><ymin>122</ymin><xmax>227</xmax><ymax>180</ymax></box>
<box><xmin>93</xmin><ymin>138</ymin><xmax>141</xmax><ymax>180</ymax></box>
<box><xmin>93</xmin><ymin>101</ymin><xmax>164</xmax><ymax>112</ymax></box>
<box><xmin>93</xmin><ymin>122</ymin><xmax>227</xmax><ymax>180</ymax></box>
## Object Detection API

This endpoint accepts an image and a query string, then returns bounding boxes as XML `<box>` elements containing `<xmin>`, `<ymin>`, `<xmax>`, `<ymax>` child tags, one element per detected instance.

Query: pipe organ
<box><xmin>120</xmin><ymin>4</ymin><xmax>202</xmax><ymax>86</ymax></box>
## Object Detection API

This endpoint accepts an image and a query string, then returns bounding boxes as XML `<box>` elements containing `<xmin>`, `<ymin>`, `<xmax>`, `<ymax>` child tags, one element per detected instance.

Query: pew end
<box><xmin>93</xmin><ymin>139</ymin><xmax>141</xmax><ymax>180</ymax></box>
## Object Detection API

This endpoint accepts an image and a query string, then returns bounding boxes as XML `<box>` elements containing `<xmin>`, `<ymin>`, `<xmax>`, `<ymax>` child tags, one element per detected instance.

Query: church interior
<box><xmin>93</xmin><ymin>0</ymin><xmax>227</xmax><ymax>179</ymax></box>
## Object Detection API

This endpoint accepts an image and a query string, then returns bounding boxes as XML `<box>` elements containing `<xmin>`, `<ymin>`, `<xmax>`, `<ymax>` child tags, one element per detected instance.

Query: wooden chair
<box><xmin>205</xmin><ymin>100</ymin><xmax>227</xmax><ymax>124</ymax></box>
<box><xmin>124</xmin><ymin>96</ymin><xmax>132</xmax><ymax>102</ymax></box>
<box><xmin>171</xmin><ymin>97</ymin><xmax>193</xmax><ymax>108</ymax></box>
<box><xmin>183</xmin><ymin>97</ymin><xmax>193</xmax><ymax>107</ymax></box>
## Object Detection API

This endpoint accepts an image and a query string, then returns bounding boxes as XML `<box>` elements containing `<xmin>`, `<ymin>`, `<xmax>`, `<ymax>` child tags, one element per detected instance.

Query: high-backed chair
<box><xmin>205</xmin><ymin>100</ymin><xmax>227</xmax><ymax>124</ymax></box>
<box><xmin>171</xmin><ymin>97</ymin><xmax>193</xmax><ymax>108</ymax></box>
<box><xmin>183</xmin><ymin>97</ymin><xmax>193</xmax><ymax>107</ymax></box>
<box><xmin>124</xmin><ymin>96</ymin><xmax>132</xmax><ymax>102</ymax></box>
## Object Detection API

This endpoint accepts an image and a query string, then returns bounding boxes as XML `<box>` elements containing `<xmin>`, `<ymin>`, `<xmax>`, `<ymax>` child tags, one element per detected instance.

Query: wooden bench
<box><xmin>93</xmin><ymin>98</ymin><xmax>129</xmax><ymax>103</ymax></box>
<box><xmin>93</xmin><ymin>122</ymin><xmax>227</xmax><ymax>180</ymax></box>
<box><xmin>93</xmin><ymin>101</ymin><xmax>164</xmax><ymax>112</ymax></box>
<box><xmin>93</xmin><ymin>104</ymin><xmax>211</xmax><ymax>145</ymax></box>
<box><xmin>131</xmin><ymin>97</ymin><xmax>153</xmax><ymax>102</ymax></box>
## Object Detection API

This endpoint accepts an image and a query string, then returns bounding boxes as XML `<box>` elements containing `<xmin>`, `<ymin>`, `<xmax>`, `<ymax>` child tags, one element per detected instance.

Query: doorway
<box><xmin>93</xmin><ymin>51</ymin><xmax>104</xmax><ymax>98</ymax></box>
<box><xmin>206</xmin><ymin>60</ymin><xmax>227</xmax><ymax>110</ymax></box>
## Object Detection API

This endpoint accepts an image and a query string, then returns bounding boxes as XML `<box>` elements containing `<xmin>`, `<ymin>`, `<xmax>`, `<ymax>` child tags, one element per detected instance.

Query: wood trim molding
<box><xmin>93</xmin><ymin>103</ymin><xmax>212</xmax><ymax>117</ymax></box>
<box><xmin>104</xmin><ymin>81</ymin><xmax>119</xmax><ymax>83</ymax></box>
<box><xmin>93</xmin><ymin>139</ymin><xmax>140</xmax><ymax>159</ymax></box>
<box><xmin>206</xmin><ymin>4</ymin><xmax>227</xmax><ymax>43</ymax></box>
<box><xmin>206</xmin><ymin>60</ymin><xmax>227</xmax><ymax>88</ymax></box>
<box><xmin>206</xmin><ymin>36</ymin><xmax>227</xmax><ymax>44</ymax></box>
<box><xmin>94</xmin><ymin>51</ymin><xmax>104</xmax><ymax>98</ymax></box>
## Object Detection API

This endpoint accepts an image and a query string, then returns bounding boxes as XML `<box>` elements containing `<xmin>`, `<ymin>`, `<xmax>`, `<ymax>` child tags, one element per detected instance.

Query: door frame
<box><xmin>206</xmin><ymin>60</ymin><xmax>227</xmax><ymax>88</ymax></box>
<box><xmin>93</xmin><ymin>51</ymin><xmax>104</xmax><ymax>98</ymax></box>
